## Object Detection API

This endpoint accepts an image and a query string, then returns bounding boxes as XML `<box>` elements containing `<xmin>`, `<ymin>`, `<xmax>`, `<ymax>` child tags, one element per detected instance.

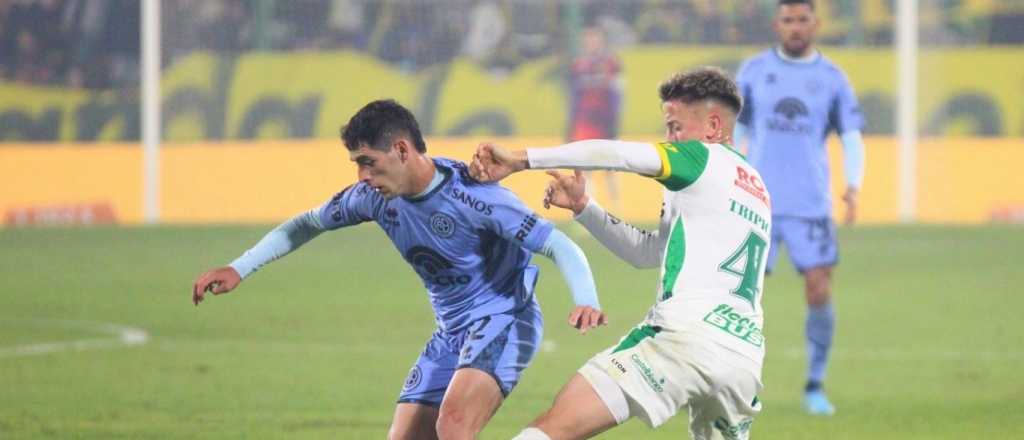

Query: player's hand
<box><xmin>470</xmin><ymin>143</ymin><xmax>527</xmax><ymax>182</ymax></box>
<box><xmin>842</xmin><ymin>187</ymin><xmax>858</xmax><ymax>225</ymax></box>
<box><xmin>544</xmin><ymin>170</ymin><xmax>589</xmax><ymax>215</ymax></box>
<box><xmin>192</xmin><ymin>267</ymin><xmax>242</xmax><ymax>306</ymax></box>
<box><xmin>568</xmin><ymin>305</ymin><xmax>607</xmax><ymax>334</ymax></box>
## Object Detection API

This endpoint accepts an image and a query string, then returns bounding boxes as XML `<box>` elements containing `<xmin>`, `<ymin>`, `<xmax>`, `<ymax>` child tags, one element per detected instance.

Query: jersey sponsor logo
<box><xmin>404</xmin><ymin>246</ymin><xmax>472</xmax><ymax>287</ymax></box>
<box><xmin>703</xmin><ymin>304</ymin><xmax>764</xmax><ymax>347</ymax></box>
<box><xmin>774</xmin><ymin>97</ymin><xmax>809</xmax><ymax>119</ymax></box>
<box><xmin>451</xmin><ymin>187</ymin><xmax>494</xmax><ymax>216</ymax></box>
<box><xmin>403</xmin><ymin>365</ymin><xmax>422</xmax><ymax>391</ymax></box>
<box><xmin>629</xmin><ymin>354</ymin><xmax>665</xmax><ymax>393</ymax></box>
<box><xmin>429</xmin><ymin>212</ymin><xmax>455</xmax><ymax>238</ymax></box>
<box><xmin>734</xmin><ymin>166</ymin><xmax>770</xmax><ymax>207</ymax></box>
<box><xmin>768</xmin><ymin>97</ymin><xmax>813</xmax><ymax>134</ymax></box>
<box><xmin>515</xmin><ymin>214</ymin><xmax>538</xmax><ymax>241</ymax></box>
<box><xmin>729</xmin><ymin>199</ymin><xmax>770</xmax><ymax>233</ymax></box>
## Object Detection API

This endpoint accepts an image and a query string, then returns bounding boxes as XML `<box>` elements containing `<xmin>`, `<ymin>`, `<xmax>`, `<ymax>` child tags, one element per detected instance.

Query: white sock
<box><xmin>513</xmin><ymin>427</ymin><xmax>552</xmax><ymax>440</ymax></box>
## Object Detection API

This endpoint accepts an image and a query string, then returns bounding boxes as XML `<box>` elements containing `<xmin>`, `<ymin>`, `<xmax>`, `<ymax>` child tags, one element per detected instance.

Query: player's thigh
<box><xmin>530</xmin><ymin>373</ymin><xmax>619</xmax><ymax>440</ymax></box>
<box><xmin>390</xmin><ymin>403</ymin><xmax>440</xmax><ymax>440</ymax></box>
<box><xmin>775</xmin><ymin>216</ymin><xmax>838</xmax><ymax>274</ymax></box>
<box><xmin>460</xmin><ymin>304</ymin><xmax>544</xmax><ymax>397</ymax></box>
<box><xmin>398</xmin><ymin>332</ymin><xmax>459</xmax><ymax>409</ymax></box>
<box><xmin>686</xmin><ymin>366</ymin><xmax>762</xmax><ymax>440</ymax></box>
<box><xmin>436</xmin><ymin>367</ymin><xmax>504</xmax><ymax>435</ymax></box>
<box><xmin>581</xmin><ymin>325</ymin><xmax>716</xmax><ymax>429</ymax></box>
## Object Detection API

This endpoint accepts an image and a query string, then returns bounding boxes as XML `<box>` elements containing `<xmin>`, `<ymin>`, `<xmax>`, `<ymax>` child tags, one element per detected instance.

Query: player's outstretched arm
<box><xmin>470</xmin><ymin>140</ymin><xmax>664</xmax><ymax>183</ymax></box>
<box><xmin>538</xmin><ymin>229</ymin><xmax>607</xmax><ymax>334</ymax></box>
<box><xmin>190</xmin><ymin>208</ymin><xmax>326</xmax><ymax>306</ymax></box>
<box><xmin>544</xmin><ymin>170</ymin><xmax>664</xmax><ymax>269</ymax></box>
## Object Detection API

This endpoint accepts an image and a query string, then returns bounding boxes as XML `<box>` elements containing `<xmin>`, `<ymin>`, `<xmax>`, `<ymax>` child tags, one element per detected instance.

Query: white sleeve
<box><xmin>527</xmin><ymin>140</ymin><xmax>662</xmax><ymax>176</ymax></box>
<box><xmin>574</xmin><ymin>199</ymin><xmax>665</xmax><ymax>269</ymax></box>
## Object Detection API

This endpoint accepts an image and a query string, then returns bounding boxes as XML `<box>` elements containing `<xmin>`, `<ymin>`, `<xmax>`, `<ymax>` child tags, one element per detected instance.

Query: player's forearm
<box><xmin>840</xmin><ymin>130</ymin><xmax>865</xmax><ymax>189</ymax></box>
<box><xmin>229</xmin><ymin>208</ymin><xmax>326</xmax><ymax>279</ymax></box>
<box><xmin>526</xmin><ymin>140</ymin><xmax>662</xmax><ymax>176</ymax></box>
<box><xmin>539</xmin><ymin>229</ymin><xmax>600</xmax><ymax>309</ymax></box>
<box><xmin>575</xmin><ymin>199</ymin><xmax>664</xmax><ymax>269</ymax></box>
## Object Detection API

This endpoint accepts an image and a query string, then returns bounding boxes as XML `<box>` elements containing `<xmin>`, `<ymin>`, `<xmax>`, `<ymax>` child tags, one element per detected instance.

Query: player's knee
<box><xmin>435</xmin><ymin>408</ymin><xmax>478</xmax><ymax>440</ymax></box>
<box><xmin>386</xmin><ymin>423</ymin><xmax>418</xmax><ymax>440</ymax></box>
<box><xmin>804</xmin><ymin>270</ymin><xmax>832</xmax><ymax>305</ymax></box>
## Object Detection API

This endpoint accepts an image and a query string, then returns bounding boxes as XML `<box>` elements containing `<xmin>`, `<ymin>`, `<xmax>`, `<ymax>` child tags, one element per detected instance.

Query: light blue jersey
<box><xmin>736</xmin><ymin>49</ymin><xmax>864</xmax><ymax>218</ymax></box>
<box><xmin>319</xmin><ymin>158</ymin><xmax>554</xmax><ymax>333</ymax></box>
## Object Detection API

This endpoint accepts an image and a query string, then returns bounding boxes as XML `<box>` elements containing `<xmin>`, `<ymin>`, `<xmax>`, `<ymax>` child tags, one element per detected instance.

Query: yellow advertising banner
<box><xmin>2</xmin><ymin>137</ymin><xmax>1022</xmax><ymax>226</ymax></box>
<box><xmin>2</xmin><ymin>48</ymin><xmax>1023</xmax><ymax>142</ymax></box>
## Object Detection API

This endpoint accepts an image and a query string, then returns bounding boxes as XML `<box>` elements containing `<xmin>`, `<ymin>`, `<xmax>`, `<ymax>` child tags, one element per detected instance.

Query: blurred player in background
<box><xmin>473</xmin><ymin>67</ymin><xmax>770</xmax><ymax>440</ymax></box>
<box><xmin>191</xmin><ymin>99</ymin><xmax>606</xmax><ymax>440</ymax></box>
<box><xmin>568</xmin><ymin>26</ymin><xmax>624</xmax><ymax>212</ymax></box>
<box><xmin>733</xmin><ymin>0</ymin><xmax>866</xmax><ymax>416</ymax></box>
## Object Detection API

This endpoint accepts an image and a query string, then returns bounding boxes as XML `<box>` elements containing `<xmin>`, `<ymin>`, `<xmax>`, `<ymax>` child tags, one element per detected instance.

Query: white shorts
<box><xmin>578</xmin><ymin>325</ymin><xmax>763</xmax><ymax>439</ymax></box>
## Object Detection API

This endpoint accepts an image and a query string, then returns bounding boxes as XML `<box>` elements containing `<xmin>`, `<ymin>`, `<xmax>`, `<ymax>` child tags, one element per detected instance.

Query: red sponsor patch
<box><xmin>734</xmin><ymin>166</ymin><xmax>770</xmax><ymax>207</ymax></box>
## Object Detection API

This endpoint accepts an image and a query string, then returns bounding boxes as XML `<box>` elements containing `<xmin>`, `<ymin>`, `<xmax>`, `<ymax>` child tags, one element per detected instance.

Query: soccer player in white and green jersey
<box><xmin>472</xmin><ymin>67</ymin><xmax>770</xmax><ymax>440</ymax></box>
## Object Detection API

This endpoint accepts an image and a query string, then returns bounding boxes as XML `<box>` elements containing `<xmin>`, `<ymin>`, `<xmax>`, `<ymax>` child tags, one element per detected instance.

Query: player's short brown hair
<box><xmin>779</xmin><ymin>0</ymin><xmax>815</xmax><ymax>11</ymax></box>
<box><xmin>658</xmin><ymin>67</ymin><xmax>742</xmax><ymax>115</ymax></box>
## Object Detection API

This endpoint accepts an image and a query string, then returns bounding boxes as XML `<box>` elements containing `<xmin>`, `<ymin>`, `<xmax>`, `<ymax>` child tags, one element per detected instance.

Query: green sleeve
<box><xmin>653</xmin><ymin>141</ymin><xmax>709</xmax><ymax>191</ymax></box>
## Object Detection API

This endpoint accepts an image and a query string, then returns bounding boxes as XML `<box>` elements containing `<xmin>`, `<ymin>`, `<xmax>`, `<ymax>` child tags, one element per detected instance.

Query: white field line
<box><xmin>0</xmin><ymin>319</ymin><xmax>148</xmax><ymax>358</ymax></box>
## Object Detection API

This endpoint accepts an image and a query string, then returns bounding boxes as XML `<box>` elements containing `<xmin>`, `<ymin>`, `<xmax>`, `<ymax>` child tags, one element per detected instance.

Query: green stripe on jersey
<box><xmin>611</xmin><ymin>324</ymin><xmax>662</xmax><ymax>354</ymax></box>
<box><xmin>654</xmin><ymin>141</ymin><xmax>709</xmax><ymax>191</ymax></box>
<box><xmin>661</xmin><ymin>217</ymin><xmax>686</xmax><ymax>301</ymax></box>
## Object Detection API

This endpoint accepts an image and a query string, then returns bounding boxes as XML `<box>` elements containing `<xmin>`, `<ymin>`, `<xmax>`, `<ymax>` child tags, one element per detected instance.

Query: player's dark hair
<box><xmin>341</xmin><ymin>99</ymin><xmax>426</xmax><ymax>153</ymax></box>
<box><xmin>658</xmin><ymin>67</ymin><xmax>742</xmax><ymax>115</ymax></box>
<box><xmin>778</xmin><ymin>0</ymin><xmax>814</xmax><ymax>11</ymax></box>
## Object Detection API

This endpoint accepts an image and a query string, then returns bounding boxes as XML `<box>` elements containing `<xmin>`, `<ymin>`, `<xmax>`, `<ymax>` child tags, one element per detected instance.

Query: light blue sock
<box><xmin>806</xmin><ymin>302</ymin><xmax>835</xmax><ymax>389</ymax></box>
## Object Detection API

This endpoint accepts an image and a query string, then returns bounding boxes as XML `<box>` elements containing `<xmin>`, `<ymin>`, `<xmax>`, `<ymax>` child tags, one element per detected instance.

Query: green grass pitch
<box><xmin>1</xmin><ymin>224</ymin><xmax>1021</xmax><ymax>438</ymax></box>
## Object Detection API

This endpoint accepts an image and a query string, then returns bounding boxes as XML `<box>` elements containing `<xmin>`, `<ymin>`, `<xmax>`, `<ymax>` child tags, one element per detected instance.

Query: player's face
<box><xmin>662</xmin><ymin>100</ymin><xmax>712</xmax><ymax>143</ymax></box>
<box><xmin>774</xmin><ymin>4</ymin><xmax>818</xmax><ymax>57</ymax></box>
<box><xmin>349</xmin><ymin>143</ymin><xmax>406</xmax><ymax>199</ymax></box>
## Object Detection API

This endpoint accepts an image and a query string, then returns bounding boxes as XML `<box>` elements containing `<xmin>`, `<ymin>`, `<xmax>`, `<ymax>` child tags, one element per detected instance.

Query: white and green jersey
<box><xmin>528</xmin><ymin>139</ymin><xmax>772</xmax><ymax>367</ymax></box>
<box><xmin>646</xmin><ymin>141</ymin><xmax>770</xmax><ymax>365</ymax></box>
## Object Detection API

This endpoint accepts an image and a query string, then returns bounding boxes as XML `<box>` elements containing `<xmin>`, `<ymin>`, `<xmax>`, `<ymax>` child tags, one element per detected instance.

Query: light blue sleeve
<box><xmin>538</xmin><ymin>229</ymin><xmax>600</xmax><ymax>309</ymax></box>
<box><xmin>840</xmin><ymin>130</ymin><xmax>866</xmax><ymax>189</ymax></box>
<box><xmin>229</xmin><ymin>208</ymin><xmax>326</xmax><ymax>279</ymax></box>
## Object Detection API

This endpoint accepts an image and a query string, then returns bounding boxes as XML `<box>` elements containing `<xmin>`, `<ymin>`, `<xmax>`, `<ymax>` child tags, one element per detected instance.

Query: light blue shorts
<box><xmin>397</xmin><ymin>302</ymin><xmax>543</xmax><ymax>406</ymax></box>
<box><xmin>766</xmin><ymin>216</ymin><xmax>838</xmax><ymax>274</ymax></box>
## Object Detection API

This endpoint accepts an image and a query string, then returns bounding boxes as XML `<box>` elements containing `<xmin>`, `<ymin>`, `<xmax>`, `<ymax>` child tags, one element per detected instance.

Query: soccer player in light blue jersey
<box><xmin>191</xmin><ymin>100</ymin><xmax>606</xmax><ymax>439</ymax></box>
<box><xmin>733</xmin><ymin>0</ymin><xmax>867</xmax><ymax>416</ymax></box>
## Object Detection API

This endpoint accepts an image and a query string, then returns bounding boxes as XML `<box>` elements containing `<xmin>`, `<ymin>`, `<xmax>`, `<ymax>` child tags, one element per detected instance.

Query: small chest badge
<box><xmin>430</xmin><ymin>212</ymin><xmax>456</xmax><ymax>238</ymax></box>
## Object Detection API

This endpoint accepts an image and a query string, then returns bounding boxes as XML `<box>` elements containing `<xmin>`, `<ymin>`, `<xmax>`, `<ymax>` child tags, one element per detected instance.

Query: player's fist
<box><xmin>470</xmin><ymin>142</ymin><xmax>526</xmax><ymax>182</ymax></box>
<box><xmin>568</xmin><ymin>305</ymin><xmax>607</xmax><ymax>334</ymax></box>
<box><xmin>544</xmin><ymin>170</ymin><xmax>589</xmax><ymax>215</ymax></box>
<box><xmin>192</xmin><ymin>266</ymin><xmax>242</xmax><ymax>306</ymax></box>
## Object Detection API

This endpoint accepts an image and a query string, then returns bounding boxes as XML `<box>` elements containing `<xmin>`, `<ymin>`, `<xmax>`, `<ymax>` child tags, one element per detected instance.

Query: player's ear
<box><xmin>706</xmin><ymin>113</ymin><xmax>723</xmax><ymax>142</ymax></box>
<box><xmin>394</xmin><ymin>139</ymin><xmax>409</xmax><ymax>162</ymax></box>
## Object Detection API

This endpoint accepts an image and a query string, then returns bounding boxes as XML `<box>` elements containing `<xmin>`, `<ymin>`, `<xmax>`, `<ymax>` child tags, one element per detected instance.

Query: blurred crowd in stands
<box><xmin>3</xmin><ymin>0</ymin><xmax>1023</xmax><ymax>89</ymax></box>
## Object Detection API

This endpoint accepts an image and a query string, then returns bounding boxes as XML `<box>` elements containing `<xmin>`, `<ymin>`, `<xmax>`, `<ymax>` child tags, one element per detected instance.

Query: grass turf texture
<box><xmin>1</xmin><ymin>224</ymin><xmax>1021</xmax><ymax>438</ymax></box>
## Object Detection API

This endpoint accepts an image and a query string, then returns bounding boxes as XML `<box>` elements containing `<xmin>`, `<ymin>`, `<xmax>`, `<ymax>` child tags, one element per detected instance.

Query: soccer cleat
<box><xmin>803</xmin><ymin>389</ymin><xmax>836</xmax><ymax>416</ymax></box>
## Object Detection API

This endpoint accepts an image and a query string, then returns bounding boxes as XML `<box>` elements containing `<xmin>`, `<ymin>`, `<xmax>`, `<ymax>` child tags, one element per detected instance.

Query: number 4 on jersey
<box><xmin>718</xmin><ymin>231</ymin><xmax>768</xmax><ymax>308</ymax></box>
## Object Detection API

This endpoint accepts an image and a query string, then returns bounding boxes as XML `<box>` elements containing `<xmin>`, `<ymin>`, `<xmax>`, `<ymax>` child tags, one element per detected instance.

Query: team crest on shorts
<box><xmin>430</xmin><ymin>212</ymin><xmax>456</xmax><ymax>238</ymax></box>
<box><xmin>403</xmin><ymin>365</ymin><xmax>422</xmax><ymax>391</ymax></box>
